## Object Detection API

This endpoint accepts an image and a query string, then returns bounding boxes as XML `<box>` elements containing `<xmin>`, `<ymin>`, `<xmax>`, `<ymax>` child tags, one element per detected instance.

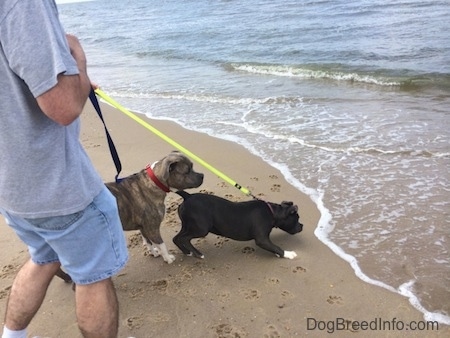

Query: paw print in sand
<box><xmin>126</xmin><ymin>316</ymin><xmax>144</xmax><ymax>329</ymax></box>
<box><xmin>327</xmin><ymin>295</ymin><xmax>344</xmax><ymax>305</ymax></box>
<box><xmin>292</xmin><ymin>266</ymin><xmax>306</xmax><ymax>273</ymax></box>
<box><xmin>270</xmin><ymin>184</ymin><xmax>281</xmax><ymax>192</ymax></box>
<box><xmin>0</xmin><ymin>286</ymin><xmax>11</xmax><ymax>300</ymax></box>
<box><xmin>241</xmin><ymin>246</ymin><xmax>255</xmax><ymax>254</ymax></box>
<box><xmin>267</xmin><ymin>277</ymin><xmax>280</xmax><ymax>285</ymax></box>
<box><xmin>240</xmin><ymin>288</ymin><xmax>261</xmax><ymax>301</ymax></box>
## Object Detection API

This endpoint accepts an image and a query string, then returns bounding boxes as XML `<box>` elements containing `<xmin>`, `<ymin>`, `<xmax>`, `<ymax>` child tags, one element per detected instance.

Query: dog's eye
<box><xmin>179</xmin><ymin>164</ymin><xmax>190</xmax><ymax>174</ymax></box>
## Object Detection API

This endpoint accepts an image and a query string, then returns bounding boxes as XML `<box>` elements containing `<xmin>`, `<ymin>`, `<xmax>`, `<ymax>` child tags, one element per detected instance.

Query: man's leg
<box><xmin>4</xmin><ymin>259</ymin><xmax>61</xmax><ymax>330</ymax></box>
<box><xmin>75</xmin><ymin>278</ymin><xmax>119</xmax><ymax>338</ymax></box>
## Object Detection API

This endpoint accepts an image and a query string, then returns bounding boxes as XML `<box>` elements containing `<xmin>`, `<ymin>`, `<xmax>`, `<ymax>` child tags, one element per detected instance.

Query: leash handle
<box><xmin>89</xmin><ymin>88</ymin><xmax>122</xmax><ymax>183</ymax></box>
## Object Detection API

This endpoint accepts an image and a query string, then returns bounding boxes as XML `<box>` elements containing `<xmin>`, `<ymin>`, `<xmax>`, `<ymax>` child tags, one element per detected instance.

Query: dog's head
<box><xmin>273</xmin><ymin>201</ymin><xmax>303</xmax><ymax>234</ymax></box>
<box><xmin>157</xmin><ymin>151</ymin><xmax>204</xmax><ymax>190</ymax></box>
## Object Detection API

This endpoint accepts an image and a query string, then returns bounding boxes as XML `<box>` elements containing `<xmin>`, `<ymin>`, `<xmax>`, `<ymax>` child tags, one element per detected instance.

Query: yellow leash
<box><xmin>94</xmin><ymin>88</ymin><xmax>254</xmax><ymax>197</ymax></box>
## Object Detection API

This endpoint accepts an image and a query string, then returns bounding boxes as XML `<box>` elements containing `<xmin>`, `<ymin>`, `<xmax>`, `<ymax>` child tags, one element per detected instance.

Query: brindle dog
<box><xmin>57</xmin><ymin>151</ymin><xmax>204</xmax><ymax>283</ymax></box>
<box><xmin>108</xmin><ymin>151</ymin><xmax>203</xmax><ymax>263</ymax></box>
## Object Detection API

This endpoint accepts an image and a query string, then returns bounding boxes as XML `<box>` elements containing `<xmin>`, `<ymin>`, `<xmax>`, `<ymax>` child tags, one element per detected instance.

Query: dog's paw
<box><xmin>283</xmin><ymin>251</ymin><xmax>297</xmax><ymax>259</ymax></box>
<box><xmin>148</xmin><ymin>245</ymin><xmax>161</xmax><ymax>257</ymax></box>
<box><xmin>164</xmin><ymin>254</ymin><xmax>176</xmax><ymax>264</ymax></box>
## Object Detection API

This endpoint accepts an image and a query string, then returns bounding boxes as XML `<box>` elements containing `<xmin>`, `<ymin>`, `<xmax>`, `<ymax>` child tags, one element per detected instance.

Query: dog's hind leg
<box><xmin>173</xmin><ymin>231</ymin><xmax>191</xmax><ymax>256</ymax></box>
<box><xmin>55</xmin><ymin>267</ymin><xmax>72</xmax><ymax>283</ymax></box>
<box><xmin>173</xmin><ymin>230</ymin><xmax>205</xmax><ymax>259</ymax></box>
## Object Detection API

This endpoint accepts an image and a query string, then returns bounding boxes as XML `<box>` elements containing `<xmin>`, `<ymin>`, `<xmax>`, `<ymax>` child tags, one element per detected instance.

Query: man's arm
<box><xmin>36</xmin><ymin>35</ymin><xmax>91</xmax><ymax>126</ymax></box>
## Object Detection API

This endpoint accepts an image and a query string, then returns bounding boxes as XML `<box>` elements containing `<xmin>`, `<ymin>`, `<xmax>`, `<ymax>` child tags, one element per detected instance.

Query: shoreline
<box><xmin>0</xmin><ymin>101</ymin><xmax>447</xmax><ymax>337</ymax></box>
<box><xmin>106</xmin><ymin>97</ymin><xmax>450</xmax><ymax>326</ymax></box>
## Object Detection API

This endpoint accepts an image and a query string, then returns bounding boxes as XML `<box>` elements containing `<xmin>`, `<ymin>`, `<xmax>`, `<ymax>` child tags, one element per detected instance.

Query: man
<box><xmin>0</xmin><ymin>1</ymin><xmax>128</xmax><ymax>337</ymax></box>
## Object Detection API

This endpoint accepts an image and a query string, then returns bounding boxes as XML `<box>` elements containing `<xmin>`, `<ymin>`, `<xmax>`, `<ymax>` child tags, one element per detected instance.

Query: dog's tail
<box><xmin>175</xmin><ymin>190</ymin><xmax>191</xmax><ymax>200</ymax></box>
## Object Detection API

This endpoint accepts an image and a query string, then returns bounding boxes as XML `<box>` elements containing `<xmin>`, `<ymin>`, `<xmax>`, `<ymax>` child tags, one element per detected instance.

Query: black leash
<box><xmin>88</xmin><ymin>88</ymin><xmax>122</xmax><ymax>182</ymax></box>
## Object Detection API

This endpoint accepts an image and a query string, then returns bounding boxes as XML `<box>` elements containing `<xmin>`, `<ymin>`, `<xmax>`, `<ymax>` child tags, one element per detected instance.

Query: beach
<box><xmin>54</xmin><ymin>0</ymin><xmax>450</xmax><ymax>326</ymax></box>
<box><xmin>0</xmin><ymin>101</ymin><xmax>447</xmax><ymax>337</ymax></box>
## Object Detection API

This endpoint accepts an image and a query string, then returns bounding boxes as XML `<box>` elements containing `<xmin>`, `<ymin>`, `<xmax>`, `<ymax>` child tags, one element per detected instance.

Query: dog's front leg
<box><xmin>255</xmin><ymin>238</ymin><xmax>297</xmax><ymax>259</ymax></box>
<box><xmin>156</xmin><ymin>242</ymin><xmax>176</xmax><ymax>264</ymax></box>
<box><xmin>281</xmin><ymin>251</ymin><xmax>297</xmax><ymax>259</ymax></box>
<box><xmin>141</xmin><ymin>235</ymin><xmax>175</xmax><ymax>264</ymax></box>
<box><xmin>141</xmin><ymin>235</ymin><xmax>159</xmax><ymax>256</ymax></box>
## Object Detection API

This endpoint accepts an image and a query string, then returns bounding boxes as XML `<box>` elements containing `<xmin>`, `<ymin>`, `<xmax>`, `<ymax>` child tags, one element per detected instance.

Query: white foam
<box><xmin>312</xmin><ymin>197</ymin><xmax>450</xmax><ymax>325</ymax></box>
<box><xmin>266</xmin><ymin>160</ymin><xmax>450</xmax><ymax>326</ymax></box>
<box><xmin>230</xmin><ymin>63</ymin><xmax>402</xmax><ymax>87</ymax></box>
<box><xmin>433</xmin><ymin>258</ymin><xmax>449</xmax><ymax>264</ymax></box>
<box><xmin>104</xmin><ymin>89</ymin><xmax>265</xmax><ymax>106</ymax></box>
<box><xmin>399</xmin><ymin>281</ymin><xmax>450</xmax><ymax>325</ymax></box>
<box><xmin>348</xmin><ymin>240</ymin><xmax>360</xmax><ymax>249</ymax></box>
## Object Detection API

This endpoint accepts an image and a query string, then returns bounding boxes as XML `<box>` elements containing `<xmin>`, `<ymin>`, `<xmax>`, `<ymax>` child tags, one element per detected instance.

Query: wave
<box><xmin>103</xmin><ymin>89</ymin><xmax>259</xmax><ymax>106</ymax></box>
<box><xmin>231</xmin><ymin>126</ymin><xmax>450</xmax><ymax>159</ymax></box>
<box><xmin>226</xmin><ymin>62</ymin><xmax>450</xmax><ymax>92</ymax></box>
<box><xmin>106</xmin><ymin>89</ymin><xmax>449</xmax><ymax>160</ymax></box>
<box><xmin>226</xmin><ymin>117</ymin><xmax>449</xmax><ymax>158</ymax></box>
<box><xmin>284</xmin><ymin>137</ymin><xmax>450</xmax><ymax>159</ymax></box>
<box><xmin>314</xmin><ymin>200</ymin><xmax>450</xmax><ymax>326</ymax></box>
<box><xmin>100</xmin><ymin>89</ymin><xmax>308</xmax><ymax>109</ymax></box>
<box><xmin>257</xmin><ymin>146</ymin><xmax>450</xmax><ymax>326</ymax></box>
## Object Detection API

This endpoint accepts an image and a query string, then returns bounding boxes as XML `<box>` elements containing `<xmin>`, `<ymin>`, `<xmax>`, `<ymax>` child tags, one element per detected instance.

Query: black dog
<box><xmin>174</xmin><ymin>191</ymin><xmax>303</xmax><ymax>259</ymax></box>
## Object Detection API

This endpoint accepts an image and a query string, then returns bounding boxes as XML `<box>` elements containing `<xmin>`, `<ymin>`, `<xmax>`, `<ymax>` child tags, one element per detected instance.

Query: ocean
<box><xmin>57</xmin><ymin>0</ymin><xmax>450</xmax><ymax>325</ymax></box>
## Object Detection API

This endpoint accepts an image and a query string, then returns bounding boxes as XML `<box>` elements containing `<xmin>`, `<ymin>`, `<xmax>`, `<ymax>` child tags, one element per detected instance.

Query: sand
<box><xmin>0</xmin><ymin>101</ymin><xmax>448</xmax><ymax>337</ymax></box>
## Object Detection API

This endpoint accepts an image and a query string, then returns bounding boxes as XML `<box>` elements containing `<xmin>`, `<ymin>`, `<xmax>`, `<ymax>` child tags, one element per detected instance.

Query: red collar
<box><xmin>145</xmin><ymin>164</ymin><xmax>170</xmax><ymax>193</ymax></box>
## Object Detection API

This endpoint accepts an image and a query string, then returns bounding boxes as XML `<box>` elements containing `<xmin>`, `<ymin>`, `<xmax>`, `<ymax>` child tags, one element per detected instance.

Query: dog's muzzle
<box><xmin>288</xmin><ymin>222</ymin><xmax>303</xmax><ymax>234</ymax></box>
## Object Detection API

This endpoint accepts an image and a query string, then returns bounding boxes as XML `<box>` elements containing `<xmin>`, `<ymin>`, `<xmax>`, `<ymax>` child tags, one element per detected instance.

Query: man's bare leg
<box><xmin>4</xmin><ymin>259</ymin><xmax>61</xmax><ymax>330</ymax></box>
<box><xmin>75</xmin><ymin>278</ymin><xmax>119</xmax><ymax>338</ymax></box>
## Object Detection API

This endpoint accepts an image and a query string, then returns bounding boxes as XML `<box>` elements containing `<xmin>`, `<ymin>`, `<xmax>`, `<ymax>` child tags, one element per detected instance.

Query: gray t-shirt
<box><xmin>0</xmin><ymin>0</ymin><xmax>104</xmax><ymax>217</ymax></box>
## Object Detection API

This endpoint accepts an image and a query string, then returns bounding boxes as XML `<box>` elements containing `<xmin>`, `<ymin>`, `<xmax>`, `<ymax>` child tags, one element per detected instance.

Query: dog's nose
<box><xmin>287</xmin><ymin>223</ymin><xmax>303</xmax><ymax>234</ymax></box>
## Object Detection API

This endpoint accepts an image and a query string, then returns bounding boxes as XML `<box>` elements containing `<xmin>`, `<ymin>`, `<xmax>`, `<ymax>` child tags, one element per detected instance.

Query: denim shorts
<box><xmin>0</xmin><ymin>186</ymin><xmax>128</xmax><ymax>285</ymax></box>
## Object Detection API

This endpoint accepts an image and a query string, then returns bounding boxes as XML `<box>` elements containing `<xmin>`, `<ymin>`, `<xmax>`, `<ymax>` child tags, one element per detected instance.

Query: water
<box><xmin>57</xmin><ymin>0</ymin><xmax>450</xmax><ymax>324</ymax></box>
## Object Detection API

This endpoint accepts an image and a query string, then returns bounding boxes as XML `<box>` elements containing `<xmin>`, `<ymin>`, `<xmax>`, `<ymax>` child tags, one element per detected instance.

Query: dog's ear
<box><xmin>159</xmin><ymin>156</ymin><xmax>178</xmax><ymax>180</ymax></box>
<box><xmin>165</xmin><ymin>151</ymin><xmax>184</xmax><ymax>175</ymax></box>
<box><xmin>281</xmin><ymin>201</ymin><xmax>298</xmax><ymax>214</ymax></box>
<box><xmin>290</xmin><ymin>204</ymin><xmax>299</xmax><ymax>214</ymax></box>
<box><xmin>169</xmin><ymin>162</ymin><xmax>177</xmax><ymax>172</ymax></box>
